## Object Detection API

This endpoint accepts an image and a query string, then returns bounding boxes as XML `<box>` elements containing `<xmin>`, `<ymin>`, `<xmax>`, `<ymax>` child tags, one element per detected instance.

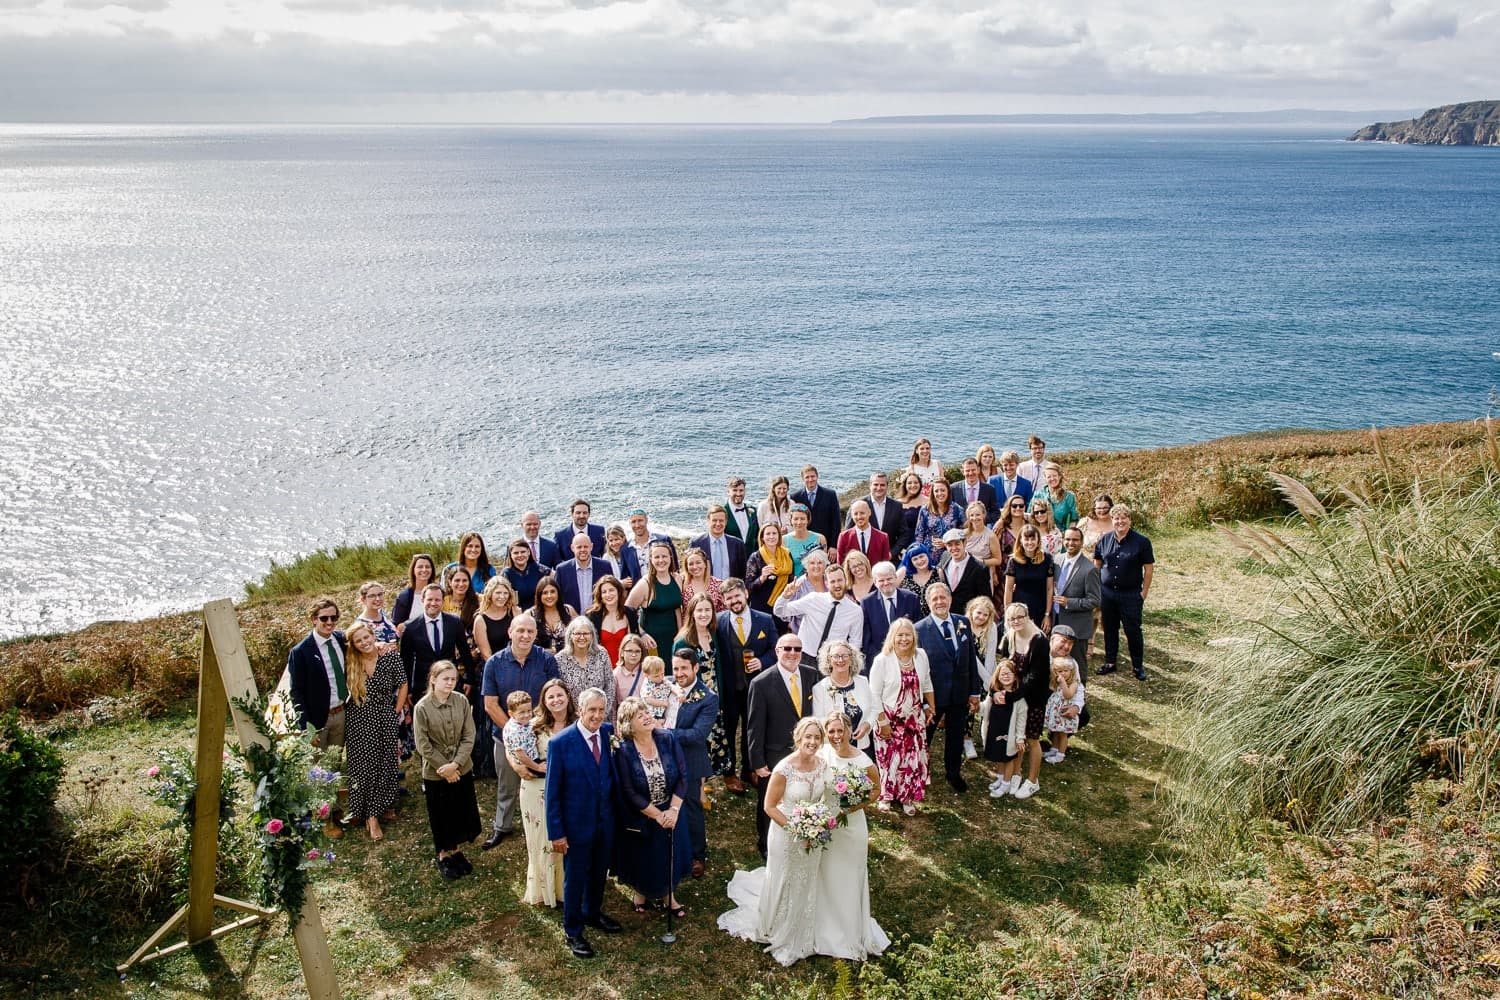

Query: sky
<box><xmin>0</xmin><ymin>0</ymin><xmax>1495</xmax><ymax>122</ymax></box>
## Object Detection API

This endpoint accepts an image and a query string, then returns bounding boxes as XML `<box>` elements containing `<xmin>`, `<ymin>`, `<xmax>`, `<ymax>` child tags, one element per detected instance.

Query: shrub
<box><xmin>0</xmin><ymin>710</ymin><xmax>64</xmax><ymax>873</ymax></box>
<box><xmin>244</xmin><ymin>536</ymin><xmax>456</xmax><ymax>603</ymax></box>
<box><xmin>1175</xmin><ymin>422</ymin><xmax>1500</xmax><ymax>837</ymax></box>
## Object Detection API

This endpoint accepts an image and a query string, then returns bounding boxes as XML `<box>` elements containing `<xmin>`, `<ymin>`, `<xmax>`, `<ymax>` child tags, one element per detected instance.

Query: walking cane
<box><xmin>661</xmin><ymin>820</ymin><xmax>677</xmax><ymax>945</ymax></box>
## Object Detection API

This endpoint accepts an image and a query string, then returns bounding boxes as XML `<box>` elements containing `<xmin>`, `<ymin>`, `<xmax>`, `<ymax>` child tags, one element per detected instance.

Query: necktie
<box><xmin>1006</xmin><ymin>479</ymin><xmax>1015</xmax><ymax>498</ymax></box>
<box><xmin>713</xmin><ymin>537</ymin><xmax>727</xmax><ymax>578</ymax></box>
<box><xmin>736</xmin><ymin>615</ymin><xmax>746</xmax><ymax>643</ymax></box>
<box><xmin>789</xmin><ymin>673</ymin><xmax>802</xmax><ymax>716</ymax></box>
<box><xmin>941</xmin><ymin>619</ymin><xmax>956</xmax><ymax>652</ymax></box>
<box><xmin>530</xmin><ymin>539</ymin><xmax>539</xmax><ymax>561</ymax></box>
<box><xmin>968</xmin><ymin>485</ymin><xmax>977</xmax><ymax>503</ymax></box>
<box><xmin>808</xmin><ymin>488</ymin><xmax>817</xmax><ymax>508</ymax></box>
<box><xmin>949</xmin><ymin>560</ymin><xmax>961</xmax><ymax>588</ymax></box>
<box><xmin>886</xmin><ymin>596</ymin><xmax>896</xmax><ymax>624</ymax></box>
<box><xmin>859</xmin><ymin>530</ymin><xmax>868</xmax><ymax>554</ymax></box>
<box><xmin>429</xmin><ymin>618</ymin><xmax>441</xmax><ymax>651</ymax></box>
<box><xmin>324</xmin><ymin>639</ymin><xmax>348</xmax><ymax>702</ymax></box>
<box><xmin>589</xmin><ymin>732</ymin><xmax>600</xmax><ymax>764</ymax></box>
<box><xmin>1055</xmin><ymin>558</ymin><xmax>1073</xmax><ymax>617</ymax></box>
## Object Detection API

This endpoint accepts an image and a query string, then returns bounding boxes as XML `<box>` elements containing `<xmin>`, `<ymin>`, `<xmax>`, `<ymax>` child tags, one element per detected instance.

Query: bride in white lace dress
<box><xmin>816</xmin><ymin>712</ymin><xmax>890</xmax><ymax>961</ymax></box>
<box><xmin>718</xmin><ymin>717</ymin><xmax>831</xmax><ymax>966</ymax></box>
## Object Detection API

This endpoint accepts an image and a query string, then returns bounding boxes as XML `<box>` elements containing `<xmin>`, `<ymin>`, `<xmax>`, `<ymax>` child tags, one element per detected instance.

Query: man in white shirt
<box><xmin>520</xmin><ymin>510</ymin><xmax>559</xmax><ymax>569</ymax></box>
<box><xmin>720</xmin><ymin>476</ymin><xmax>758</xmax><ymax>544</ymax></box>
<box><xmin>1018</xmin><ymin>435</ymin><xmax>1048</xmax><ymax>485</ymax></box>
<box><xmin>936</xmin><ymin>528</ymin><xmax>992</xmax><ymax>612</ymax></box>
<box><xmin>772</xmin><ymin>564</ymin><xmax>863</xmax><ymax>660</ymax></box>
<box><xmin>625</xmin><ymin>508</ymin><xmax>675</xmax><ymax>573</ymax></box>
<box><xmin>1052</xmin><ymin>527</ymin><xmax>1101</xmax><ymax>661</ymax></box>
<box><xmin>860</xmin><ymin>561</ymin><xmax>920</xmax><ymax>666</ymax></box>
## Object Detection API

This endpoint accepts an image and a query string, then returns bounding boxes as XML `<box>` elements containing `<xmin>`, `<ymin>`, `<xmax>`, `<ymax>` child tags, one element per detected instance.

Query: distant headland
<box><xmin>1348</xmin><ymin>101</ymin><xmax>1500</xmax><ymax>145</ymax></box>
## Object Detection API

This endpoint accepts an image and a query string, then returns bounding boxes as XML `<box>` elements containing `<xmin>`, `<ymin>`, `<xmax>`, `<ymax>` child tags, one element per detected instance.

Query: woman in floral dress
<box><xmin>866</xmin><ymin>618</ymin><xmax>935</xmax><ymax>816</ymax></box>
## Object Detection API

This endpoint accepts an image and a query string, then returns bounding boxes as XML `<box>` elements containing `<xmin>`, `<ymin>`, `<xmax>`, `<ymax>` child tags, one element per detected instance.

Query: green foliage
<box><xmin>244</xmin><ymin>535</ymin><xmax>456</xmax><ymax>603</ymax></box>
<box><xmin>141</xmin><ymin>744</ymin><xmax>244</xmax><ymax>893</ymax></box>
<box><xmin>1177</xmin><ymin>430</ymin><xmax>1500</xmax><ymax>838</ymax></box>
<box><xmin>232</xmin><ymin>694</ymin><xmax>341</xmax><ymax>924</ymax></box>
<box><xmin>0</xmin><ymin>710</ymin><xmax>64</xmax><ymax>872</ymax></box>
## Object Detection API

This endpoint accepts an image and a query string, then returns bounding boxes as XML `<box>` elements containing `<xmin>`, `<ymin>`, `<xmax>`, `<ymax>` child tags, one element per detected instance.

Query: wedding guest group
<box><xmin>282</xmin><ymin>433</ymin><xmax>1146</xmax><ymax>962</ymax></box>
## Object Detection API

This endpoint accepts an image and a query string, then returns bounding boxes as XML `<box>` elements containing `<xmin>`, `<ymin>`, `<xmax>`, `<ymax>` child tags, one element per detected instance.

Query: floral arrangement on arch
<box><xmin>142</xmin><ymin>745</ymin><xmax>243</xmax><ymax>884</ymax></box>
<box><xmin>232</xmin><ymin>695</ymin><xmax>341</xmax><ymax>925</ymax></box>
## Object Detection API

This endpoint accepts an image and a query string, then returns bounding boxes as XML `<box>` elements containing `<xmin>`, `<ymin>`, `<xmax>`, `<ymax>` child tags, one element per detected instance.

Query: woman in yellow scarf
<box><xmin>745</xmin><ymin>521</ymin><xmax>793</xmax><ymax>618</ymax></box>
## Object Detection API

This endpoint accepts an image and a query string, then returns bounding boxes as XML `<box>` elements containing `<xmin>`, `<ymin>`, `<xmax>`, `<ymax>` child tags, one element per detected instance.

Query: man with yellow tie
<box><xmin>713</xmin><ymin>578</ymin><xmax>777</xmax><ymax>796</ymax></box>
<box><xmin>744</xmin><ymin>632</ymin><xmax>821</xmax><ymax>859</ymax></box>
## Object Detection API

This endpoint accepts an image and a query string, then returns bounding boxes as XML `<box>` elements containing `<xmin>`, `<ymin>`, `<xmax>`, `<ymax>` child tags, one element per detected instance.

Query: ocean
<box><xmin>1</xmin><ymin>124</ymin><xmax>1497</xmax><ymax>639</ymax></box>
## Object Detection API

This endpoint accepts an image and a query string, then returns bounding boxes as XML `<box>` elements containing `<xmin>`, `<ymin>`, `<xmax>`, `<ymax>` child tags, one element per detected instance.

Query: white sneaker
<box><xmin>1009</xmin><ymin>774</ymin><xmax>1023</xmax><ymax>794</ymax></box>
<box><xmin>1013</xmin><ymin>779</ymin><xmax>1041</xmax><ymax>800</ymax></box>
<box><xmin>989</xmin><ymin>781</ymin><xmax>1010</xmax><ymax>799</ymax></box>
<box><xmin>964</xmin><ymin>738</ymin><xmax>978</xmax><ymax>760</ymax></box>
<box><xmin>1043</xmin><ymin>750</ymin><xmax>1065</xmax><ymax>764</ymax></box>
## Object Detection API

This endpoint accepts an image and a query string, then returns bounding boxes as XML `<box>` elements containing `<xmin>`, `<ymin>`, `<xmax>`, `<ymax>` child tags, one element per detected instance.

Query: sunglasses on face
<box><xmin>316</xmin><ymin>614</ymin><xmax>338</xmax><ymax>623</ymax></box>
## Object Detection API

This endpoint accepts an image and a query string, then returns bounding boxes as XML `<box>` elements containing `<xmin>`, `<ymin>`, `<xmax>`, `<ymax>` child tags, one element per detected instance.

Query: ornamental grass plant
<box><xmin>1175</xmin><ymin>421</ymin><xmax>1500</xmax><ymax>838</ymax></box>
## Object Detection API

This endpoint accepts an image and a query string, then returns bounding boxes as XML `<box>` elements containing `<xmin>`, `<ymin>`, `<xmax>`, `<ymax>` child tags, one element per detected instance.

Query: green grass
<box><xmin>244</xmin><ymin>536</ymin><xmax>458</xmax><ymax>604</ymax></box>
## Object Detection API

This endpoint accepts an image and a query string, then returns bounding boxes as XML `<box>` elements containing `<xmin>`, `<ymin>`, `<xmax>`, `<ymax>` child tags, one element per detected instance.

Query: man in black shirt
<box><xmin>1092</xmin><ymin>504</ymin><xmax>1154</xmax><ymax>681</ymax></box>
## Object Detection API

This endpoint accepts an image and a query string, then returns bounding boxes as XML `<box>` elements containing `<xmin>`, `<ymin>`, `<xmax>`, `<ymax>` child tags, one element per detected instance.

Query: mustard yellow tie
<box><xmin>790</xmin><ymin>674</ymin><xmax>801</xmax><ymax>717</ymax></box>
<box><xmin>736</xmin><ymin>615</ymin><xmax>746</xmax><ymax>643</ymax></box>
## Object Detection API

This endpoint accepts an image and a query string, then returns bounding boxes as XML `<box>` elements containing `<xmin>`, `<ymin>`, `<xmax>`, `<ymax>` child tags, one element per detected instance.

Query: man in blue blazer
<box><xmin>915</xmin><ymin>582</ymin><xmax>982</xmax><ymax>794</ymax></box>
<box><xmin>956</xmin><ymin>458</ymin><xmax>1002</xmax><ymax>525</ymax></box>
<box><xmin>551</xmin><ymin>498</ymin><xmax>608</xmax><ymax>560</ymax></box>
<box><xmin>553</xmin><ymin>535</ymin><xmax>614</xmax><ymax>612</ymax></box>
<box><xmin>712</xmin><ymin>579</ymin><xmax>776</xmax><ymax>794</ymax></box>
<box><xmin>988</xmin><ymin>451</ymin><xmax>1034</xmax><ymax>510</ymax></box>
<box><xmin>689</xmin><ymin>507</ymin><xmax>747</xmax><ymax>581</ymax></box>
<box><xmin>669</xmin><ymin>647</ymin><xmax>720</xmax><ymax>876</ymax></box>
<box><xmin>860</xmin><ymin>562</ymin><xmax>921</xmax><ymax>669</ymax></box>
<box><xmin>520</xmin><ymin>510</ymin><xmax>560</xmax><ymax>570</ymax></box>
<box><xmin>287</xmin><ymin>596</ymin><xmax>349</xmax><ymax>747</ymax></box>
<box><xmin>545</xmin><ymin>687</ymin><xmax>621</xmax><ymax>958</ymax></box>
<box><xmin>790</xmin><ymin>464</ymin><xmax>842</xmax><ymax>555</ymax></box>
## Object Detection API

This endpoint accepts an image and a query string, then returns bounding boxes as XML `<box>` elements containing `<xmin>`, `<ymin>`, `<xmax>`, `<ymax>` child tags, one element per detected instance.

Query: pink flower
<box><xmin>835</xmin><ymin>781</ymin><xmax>848</xmax><ymax>793</ymax></box>
<box><xmin>265</xmin><ymin>819</ymin><xmax>284</xmax><ymax>835</ymax></box>
<box><xmin>146</xmin><ymin>766</ymin><xmax>160</xmax><ymax>778</ymax></box>
<box><xmin>316</xmin><ymin>802</ymin><xmax>331</xmax><ymax>819</ymax></box>
<box><xmin>827</xmin><ymin>818</ymin><xmax>837</xmax><ymax>829</ymax></box>
<box><xmin>307</xmin><ymin>849</ymin><xmax>321</xmax><ymax>860</ymax></box>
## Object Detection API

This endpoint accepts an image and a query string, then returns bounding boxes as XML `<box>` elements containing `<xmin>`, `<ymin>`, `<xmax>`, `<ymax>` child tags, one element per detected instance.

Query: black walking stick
<box><xmin>661</xmin><ymin>815</ymin><xmax>677</xmax><ymax>945</ymax></box>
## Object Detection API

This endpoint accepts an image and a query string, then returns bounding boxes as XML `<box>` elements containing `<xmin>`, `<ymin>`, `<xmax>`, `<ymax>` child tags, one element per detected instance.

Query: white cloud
<box><xmin>0</xmin><ymin>0</ymin><xmax>1493</xmax><ymax>119</ymax></box>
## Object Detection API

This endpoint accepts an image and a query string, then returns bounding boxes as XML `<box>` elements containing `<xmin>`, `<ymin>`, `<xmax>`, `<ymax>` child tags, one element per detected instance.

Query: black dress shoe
<box><xmin>481</xmin><ymin>830</ymin><xmax>510</xmax><ymax>851</ymax></box>
<box><xmin>452</xmin><ymin>852</ymin><xmax>473</xmax><ymax>875</ymax></box>
<box><xmin>1133</xmin><ymin>666</ymin><xmax>1148</xmax><ymax>681</ymax></box>
<box><xmin>436</xmin><ymin>857</ymin><xmax>462</xmax><ymax>880</ymax></box>
<box><xmin>587</xmin><ymin>913</ymin><xmax>623</xmax><ymax>934</ymax></box>
<box><xmin>567</xmin><ymin>935</ymin><xmax>595</xmax><ymax>958</ymax></box>
<box><xmin>1096</xmin><ymin>663</ymin><xmax>1118</xmax><ymax>676</ymax></box>
<box><xmin>948</xmin><ymin>775</ymin><xmax>968</xmax><ymax>794</ymax></box>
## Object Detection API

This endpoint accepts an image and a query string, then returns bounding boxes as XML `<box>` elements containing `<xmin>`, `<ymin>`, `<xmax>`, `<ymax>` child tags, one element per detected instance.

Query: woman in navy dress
<box><xmin>612</xmin><ymin>696</ymin><xmax>692</xmax><ymax>918</ymax></box>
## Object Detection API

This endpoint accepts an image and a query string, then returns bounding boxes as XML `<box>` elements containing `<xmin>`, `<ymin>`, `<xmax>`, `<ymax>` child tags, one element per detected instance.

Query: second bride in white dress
<box><xmin>816</xmin><ymin>712</ymin><xmax>889</xmax><ymax>961</ymax></box>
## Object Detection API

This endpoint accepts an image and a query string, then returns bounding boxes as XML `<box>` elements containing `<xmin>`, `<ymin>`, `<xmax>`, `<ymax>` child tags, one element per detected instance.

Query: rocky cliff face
<box><xmin>1348</xmin><ymin>101</ymin><xmax>1500</xmax><ymax>145</ymax></box>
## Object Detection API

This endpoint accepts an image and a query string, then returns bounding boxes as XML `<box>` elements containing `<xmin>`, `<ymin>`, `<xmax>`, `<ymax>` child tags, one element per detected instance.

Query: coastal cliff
<box><xmin>1348</xmin><ymin>100</ymin><xmax>1500</xmax><ymax>145</ymax></box>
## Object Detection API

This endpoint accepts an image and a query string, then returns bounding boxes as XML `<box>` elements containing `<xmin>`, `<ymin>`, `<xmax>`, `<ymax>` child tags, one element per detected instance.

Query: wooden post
<box><xmin>120</xmin><ymin>600</ymin><xmax>341</xmax><ymax>1000</ymax></box>
<box><xmin>187</xmin><ymin>628</ymin><xmax>229</xmax><ymax>942</ymax></box>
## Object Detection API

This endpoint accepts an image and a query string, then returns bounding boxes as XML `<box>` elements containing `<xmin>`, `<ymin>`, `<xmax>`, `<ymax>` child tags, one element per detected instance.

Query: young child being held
<box><xmin>1043</xmin><ymin>656</ymin><xmax>1084</xmax><ymax>764</ymax></box>
<box><xmin>984</xmin><ymin>658</ymin><xmax>1026</xmax><ymax>798</ymax></box>
<box><xmin>639</xmin><ymin>655</ymin><xmax>676</xmax><ymax>724</ymax></box>
<box><xmin>501</xmin><ymin>691</ymin><xmax>544</xmax><ymax>779</ymax></box>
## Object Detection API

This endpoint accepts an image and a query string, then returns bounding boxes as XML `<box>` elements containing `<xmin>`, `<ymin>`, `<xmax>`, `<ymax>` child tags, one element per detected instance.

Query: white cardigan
<box><xmin>867</xmin><ymin>649</ymin><xmax>934</xmax><ymax>719</ymax></box>
<box><xmin>811</xmin><ymin>674</ymin><xmax>879</xmax><ymax>750</ymax></box>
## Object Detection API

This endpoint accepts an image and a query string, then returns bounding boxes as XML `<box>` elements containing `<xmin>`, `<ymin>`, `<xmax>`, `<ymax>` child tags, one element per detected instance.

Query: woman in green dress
<box><xmin>628</xmin><ymin>541</ymin><xmax>683</xmax><ymax>658</ymax></box>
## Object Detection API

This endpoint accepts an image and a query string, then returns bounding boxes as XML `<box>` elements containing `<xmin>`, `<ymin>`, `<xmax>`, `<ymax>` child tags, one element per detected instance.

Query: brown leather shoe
<box><xmin>724</xmin><ymin>774</ymin><xmax>746</xmax><ymax>795</ymax></box>
<box><xmin>691</xmin><ymin>859</ymin><xmax>706</xmax><ymax>878</ymax></box>
<box><xmin>322</xmin><ymin>821</ymin><xmax>345</xmax><ymax>840</ymax></box>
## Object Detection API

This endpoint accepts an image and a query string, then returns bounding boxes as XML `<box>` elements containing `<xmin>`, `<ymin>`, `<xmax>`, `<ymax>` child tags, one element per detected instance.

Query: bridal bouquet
<box><xmin>830</xmin><ymin>765</ymin><xmax>875</xmax><ymax>826</ymax></box>
<box><xmin>784</xmin><ymin>800</ymin><xmax>836</xmax><ymax>853</ymax></box>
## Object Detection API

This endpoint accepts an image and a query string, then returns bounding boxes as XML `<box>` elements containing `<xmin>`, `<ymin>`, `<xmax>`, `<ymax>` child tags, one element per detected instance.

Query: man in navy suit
<box><xmin>520</xmin><ymin>510</ymin><xmax>560</xmax><ymax>570</ymax></box>
<box><xmin>546</xmin><ymin>687</ymin><xmax>622</xmax><ymax>958</ymax></box>
<box><xmin>956</xmin><ymin>458</ymin><xmax>1002</xmax><ymax>525</ymax></box>
<box><xmin>712</xmin><ymin>578</ymin><xmax>776</xmax><ymax>794</ymax></box>
<box><xmin>988</xmin><ymin>451</ymin><xmax>1034</xmax><ymax>510</ymax></box>
<box><xmin>669</xmin><ymin>647</ymin><xmax>720</xmax><ymax>876</ymax></box>
<box><xmin>790</xmin><ymin>464</ymin><xmax>842</xmax><ymax>554</ymax></box>
<box><xmin>287</xmin><ymin>596</ymin><xmax>349</xmax><ymax>748</ymax></box>
<box><xmin>936</xmin><ymin>529</ymin><xmax>994</xmax><ymax>613</ymax></box>
<box><xmin>690</xmin><ymin>507</ymin><xmax>747</xmax><ymax>581</ymax></box>
<box><xmin>398</xmin><ymin>584</ymin><xmax>477</xmax><ymax>701</ymax></box>
<box><xmin>554</xmin><ymin>534</ymin><xmax>614</xmax><ymax>612</ymax></box>
<box><xmin>860</xmin><ymin>561</ymin><xmax>920</xmax><ymax>669</ymax></box>
<box><xmin>915</xmin><ymin>582</ymin><xmax>982</xmax><ymax>793</ymax></box>
<box><xmin>745</xmin><ymin>635</ymin><xmax>820</xmax><ymax>857</ymax></box>
<box><xmin>552</xmin><ymin>498</ymin><xmax>607</xmax><ymax>560</ymax></box>
<box><xmin>719</xmin><ymin>475</ymin><xmax>759</xmax><ymax>545</ymax></box>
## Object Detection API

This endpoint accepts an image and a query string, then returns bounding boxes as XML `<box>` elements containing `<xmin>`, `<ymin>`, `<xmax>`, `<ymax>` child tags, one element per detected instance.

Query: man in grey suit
<box><xmin>1052</xmin><ymin>526</ymin><xmax>1101</xmax><ymax>667</ymax></box>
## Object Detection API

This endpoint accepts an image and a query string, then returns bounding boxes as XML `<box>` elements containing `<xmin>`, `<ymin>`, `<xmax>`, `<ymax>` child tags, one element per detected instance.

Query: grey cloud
<box><xmin>62</xmin><ymin>0</ymin><xmax>170</xmax><ymax>9</ymax></box>
<box><xmin>979</xmin><ymin>19</ymin><xmax>1088</xmax><ymax>48</ymax></box>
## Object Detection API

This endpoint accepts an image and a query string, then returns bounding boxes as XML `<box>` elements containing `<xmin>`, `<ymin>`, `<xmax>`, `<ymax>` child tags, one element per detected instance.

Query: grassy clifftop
<box><xmin>0</xmin><ymin>418</ymin><xmax>1488</xmax><ymax>721</ymax></box>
